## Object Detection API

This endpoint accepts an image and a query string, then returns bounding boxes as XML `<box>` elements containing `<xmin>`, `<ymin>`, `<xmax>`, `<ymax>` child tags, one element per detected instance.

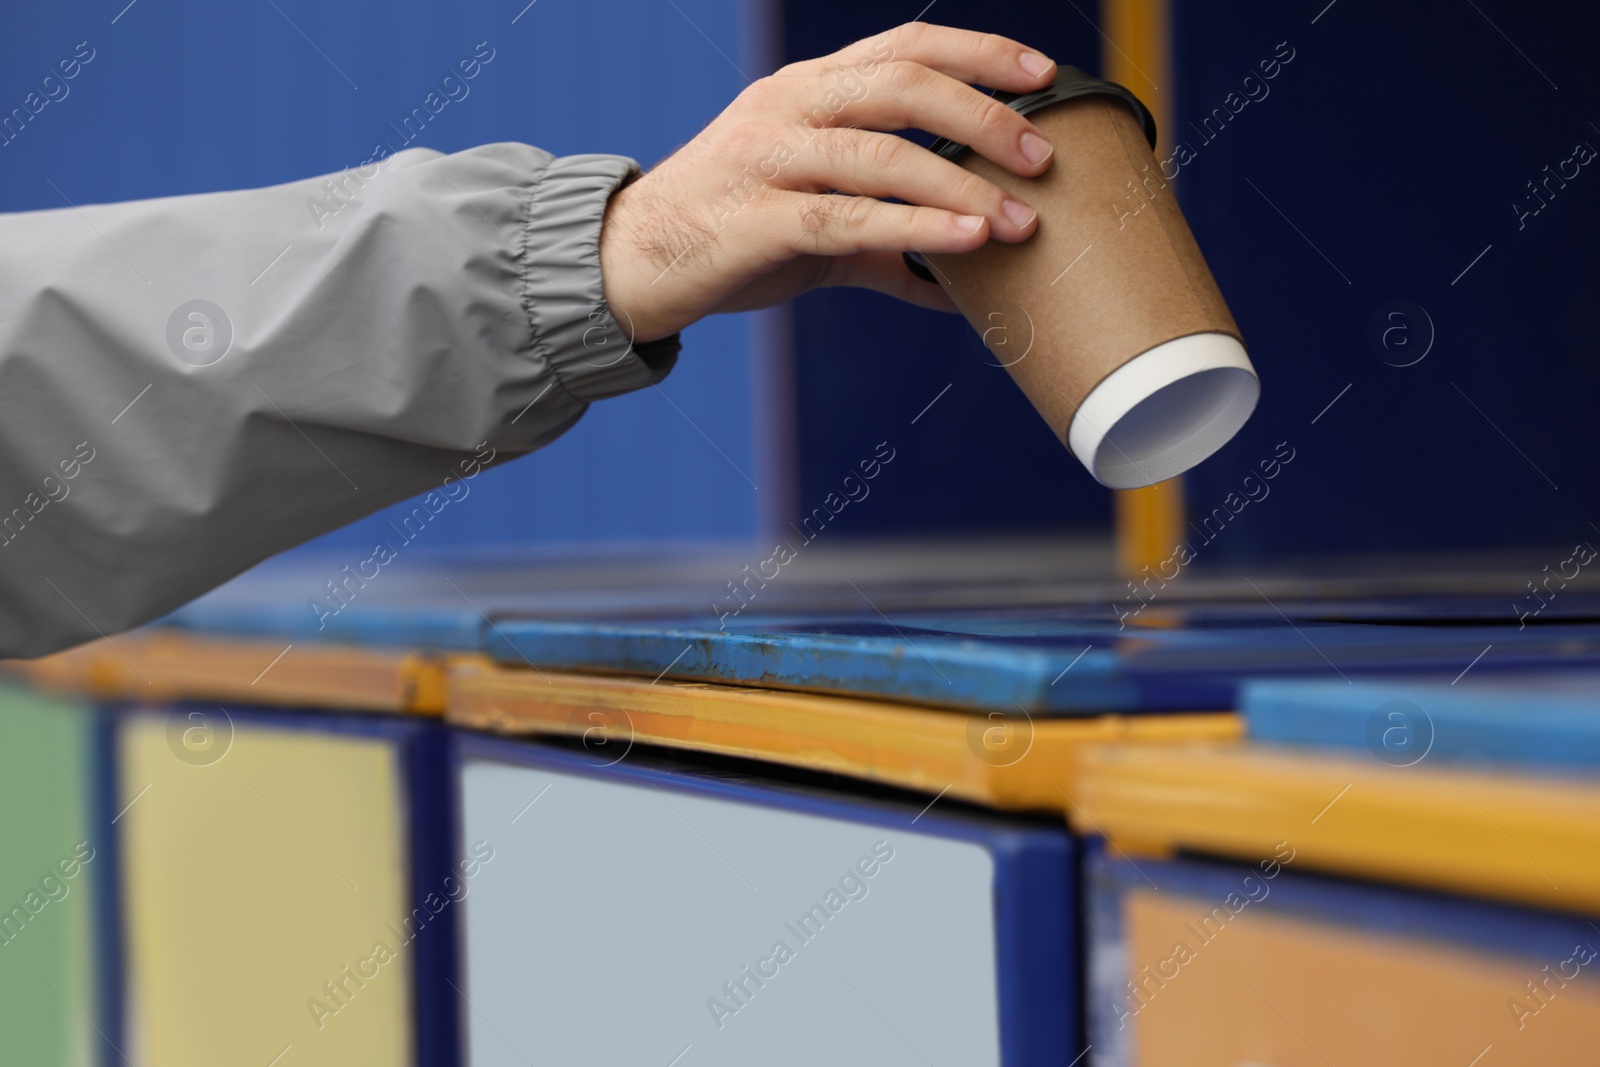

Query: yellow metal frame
<box><xmin>1069</xmin><ymin>741</ymin><xmax>1600</xmax><ymax>913</ymax></box>
<box><xmin>1104</xmin><ymin>0</ymin><xmax>1187</xmax><ymax>577</ymax></box>
<box><xmin>22</xmin><ymin>632</ymin><xmax>1600</xmax><ymax>917</ymax></box>
<box><xmin>446</xmin><ymin>657</ymin><xmax>1239</xmax><ymax>813</ymax></box>
<box><xmin>7</xmin><ymin>631</ymin><xmax>455</xmax><ymax>715</ymax></box>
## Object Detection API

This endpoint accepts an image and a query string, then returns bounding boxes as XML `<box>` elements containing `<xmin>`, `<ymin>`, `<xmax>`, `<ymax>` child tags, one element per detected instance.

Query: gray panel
<box><xmin>460</xmin><ymin>759</ymin><xmax>1001</xmax><ymax>1066</ymax></box>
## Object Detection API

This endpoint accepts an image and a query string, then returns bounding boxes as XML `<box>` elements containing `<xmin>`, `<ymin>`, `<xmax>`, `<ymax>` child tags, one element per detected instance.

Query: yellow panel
<box><xmin>119</xmin><ymin>714</ymin><xmax>413</xmax><ymax>1067</ymax></box>
<box><xmin>1126</xmin><ymin>889</ymin><xmax>1600</xmax><ymax>1066</ymax></box>
<box><xmin>446</xmin><ymin>658</ymin><xmax>1240</xmax><ymax>814</ymax></box>
<box><xmin>1070</xmin><ymin>741</ymin><xmax>1600</xmax><ymax>912</ymax></box>
<box><xmin>10</xmin><ymin>631</ymin><xmax>450</xmax><ymax>714</ymax></box>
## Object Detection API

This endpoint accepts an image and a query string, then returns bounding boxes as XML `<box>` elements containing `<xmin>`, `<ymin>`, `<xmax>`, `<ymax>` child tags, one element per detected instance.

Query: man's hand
<box><xmin>598</xmin><ymin>22</ymin><xmax>1058</xmax><ymax>343</ymax></box>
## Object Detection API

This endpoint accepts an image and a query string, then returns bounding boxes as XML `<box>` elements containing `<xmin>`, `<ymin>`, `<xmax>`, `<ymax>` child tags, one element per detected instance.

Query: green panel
<box><xmin>0</xmin><ymin>681</ymin><xmax>97</xmax><ymax>1067</ymax></box>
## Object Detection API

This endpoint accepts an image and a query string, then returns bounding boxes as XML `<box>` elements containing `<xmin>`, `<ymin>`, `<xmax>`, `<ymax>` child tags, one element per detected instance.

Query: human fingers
<box><xmin>793</xmin><ymin>22</ymin><xmax>1056</xmax><ymax>97</ymax></box>
<box><xmin>786</xmin><ymin>127</ymin><xmax>1038</xmax><ymax>241</ymax></box>
<box><xmin>835</xmin><ymin>62</ymin><xmax>1054</xmax><ymax>176</ymax></box>
<box><xmin>758</xmin><ymin>190</ymin><xmax>991</xmax><ymax>259</ymax></box>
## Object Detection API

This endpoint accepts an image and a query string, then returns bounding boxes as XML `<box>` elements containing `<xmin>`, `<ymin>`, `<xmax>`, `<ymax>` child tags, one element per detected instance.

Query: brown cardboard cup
<box><xmin>920</xmin><ymin>73</ymin><xmax>1258</xmax><ymax>489</ymax></box>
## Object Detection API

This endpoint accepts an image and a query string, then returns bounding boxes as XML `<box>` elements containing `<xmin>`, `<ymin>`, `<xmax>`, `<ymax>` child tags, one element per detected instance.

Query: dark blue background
<box><xmin>1173</xmin><ymin>0</ymin><xmax>1600</xmax><ymax>559</ymax></box>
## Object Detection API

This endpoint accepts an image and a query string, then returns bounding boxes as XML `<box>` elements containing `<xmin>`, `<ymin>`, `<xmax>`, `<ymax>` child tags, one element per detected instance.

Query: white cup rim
<box><xmin>1068</xmin><ymin>332</ymin><xmax>1260</xmax><ymax>489</ymax></box>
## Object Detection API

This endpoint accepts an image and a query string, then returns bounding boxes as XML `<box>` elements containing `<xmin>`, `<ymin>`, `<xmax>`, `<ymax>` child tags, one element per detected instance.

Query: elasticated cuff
<box><xmin>519</xmin><ymin>153</ymin><xmax>680</xmax><ymax>401</ymax></box>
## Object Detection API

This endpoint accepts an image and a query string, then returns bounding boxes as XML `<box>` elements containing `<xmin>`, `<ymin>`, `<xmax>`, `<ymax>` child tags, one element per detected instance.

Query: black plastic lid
<box><xmin>905</xmin><ymin>66</ymin><xmax>1157</xmax><ymax>282</ymax></box>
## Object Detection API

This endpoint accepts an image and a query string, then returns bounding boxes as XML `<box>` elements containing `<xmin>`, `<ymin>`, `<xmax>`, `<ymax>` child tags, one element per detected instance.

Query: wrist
<box><xmin>599</xmin><ymin>183</ymin><xmax>678</xmax><ymax>345</ymax></box>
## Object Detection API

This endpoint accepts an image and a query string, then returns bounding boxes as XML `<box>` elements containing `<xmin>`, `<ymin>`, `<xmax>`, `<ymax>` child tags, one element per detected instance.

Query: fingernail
<box><xmin>954</xmin><ymin>214</ymin><xmax>985</xmax><ymax>234</ymax></box>
<box><xmin>1018</xmin><ymin>52</ymin><xmax>1054</xmax><ymax>78</ymax></box>
<box><xmin>1002</xmin><ymin>198</ymin><xmax>1037</xmax><ymax>229</ymax></box>
<box><xmin>1020</xmin><ymin>131</ymin><xmax>1053</xmax><ymax>166</ymax></box>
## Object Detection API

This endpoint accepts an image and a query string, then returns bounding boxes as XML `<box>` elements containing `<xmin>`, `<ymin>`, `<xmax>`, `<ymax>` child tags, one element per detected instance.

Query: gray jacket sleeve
<box><xmin>0</xmin><ymin>143</ymin><xmax>677</xmax><ymax>658</ymax></box>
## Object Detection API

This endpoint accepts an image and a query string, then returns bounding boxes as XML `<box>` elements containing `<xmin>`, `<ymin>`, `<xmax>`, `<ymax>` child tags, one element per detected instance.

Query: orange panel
<box><xmin>1126</xmin><ymin>889</ymin><xmax>1600</xmax><ymax>1066</ymax></box>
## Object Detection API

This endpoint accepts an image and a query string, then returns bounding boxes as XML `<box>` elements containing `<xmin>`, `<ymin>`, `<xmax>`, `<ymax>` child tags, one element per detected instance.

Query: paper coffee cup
<box><xmin>915</xmin><ymin>69</ymin><xmax>1259</xmax><ymax>489</ymax></box>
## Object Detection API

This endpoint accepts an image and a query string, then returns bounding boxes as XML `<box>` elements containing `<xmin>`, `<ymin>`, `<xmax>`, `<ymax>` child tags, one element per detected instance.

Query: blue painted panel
<box><xmin>160</xmin><ymin>546</ymin><xmax>819</xmax><ymax>649</ymax></box>
<box><xmin>1244</xmin><ymin>673</ymin><xmax>1600</xmax><ymax>770</ymax></box>
<box><xmin>167</xmin><ymin>582</ymin><xmax>1600</xmax><ymax>656</ymax></box>
<box><xmin>487</xmin><ymin>612</ymin><xmax>1600</xmax><ymax>713</ymax></box>
<box><xmin>159</xmin><ymin>548</ymin><xmax>1600</xmax><ymax>714</ymax></box>
<box><xmin>0</xmin><ymin>0</ymin><xmax>758</xmax><ymax>549</ymax></box>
